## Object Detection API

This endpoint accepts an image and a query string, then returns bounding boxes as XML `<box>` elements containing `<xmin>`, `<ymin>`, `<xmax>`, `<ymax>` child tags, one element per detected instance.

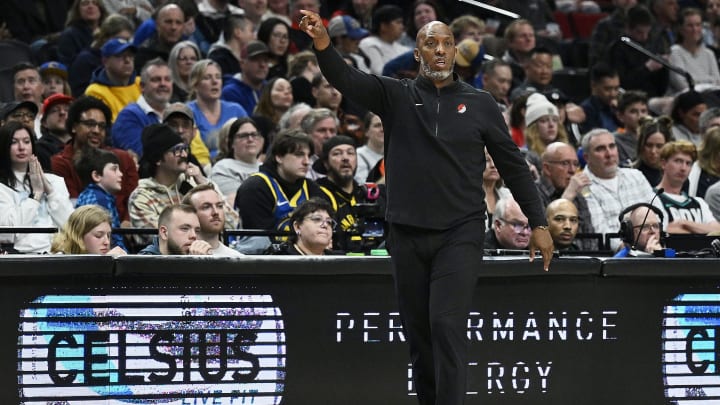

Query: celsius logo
<box><xmin>663</xmin><ymin>293</ymin><xmax>720</xmax><ymax>401</ymax></box>
<box><xmin>18</xmin><ymin>294</ymin><xmax>286</xmax><ymax>404</ymax></box>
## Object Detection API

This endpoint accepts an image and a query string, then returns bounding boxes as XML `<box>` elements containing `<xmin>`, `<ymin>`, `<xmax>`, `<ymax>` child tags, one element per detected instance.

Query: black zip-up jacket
<box><xmin>315</xmin><ymin>44</ymin><xmax>546</xmax><ymax>230</ymax></box>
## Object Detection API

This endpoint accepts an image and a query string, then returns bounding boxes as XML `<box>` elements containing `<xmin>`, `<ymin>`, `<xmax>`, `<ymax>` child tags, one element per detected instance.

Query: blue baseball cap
<box><xmin>101</xmin><ymin>38</ymin><xmax>137</xmax><ymax>58</ymax></box>
<box><xmin>328</xmin><ymin>15</ymin><xmax>369</xmax><ymax>40</ymax></box>
<box><xmin>39</xmin><ymin>61</ymin><xmax>68</xmax><ymax>80</ymax></box>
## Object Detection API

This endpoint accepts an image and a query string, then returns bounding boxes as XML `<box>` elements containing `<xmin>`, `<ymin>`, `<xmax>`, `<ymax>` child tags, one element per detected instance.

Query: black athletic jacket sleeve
<box><xmin>314</xmin><ymin>44</ymin><xmax>546</xmax><ymax>229</ymax></box>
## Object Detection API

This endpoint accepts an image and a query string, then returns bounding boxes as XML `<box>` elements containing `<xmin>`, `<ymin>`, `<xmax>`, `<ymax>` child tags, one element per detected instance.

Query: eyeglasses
<box><xmin>10</xmin><ymin>111</ymin><xmax>35</xmax><ymax>120</ymax></box>
<box><xmin>498</xmin><ymin>218</ymin><xmax>530</xmax><ymax>233</ymax></box>
<box><xmin>169</xmin><ymin>144</ymin><xmax>189</xmax><ymax>156</ymax></box>
<box><xmin>78</xmin><ymin>119</ymin><xmax>107</xmax><ymax>130</ymax></box>
<box><xmin>305</xmin><ymin>215</ymin><xmax>337</xmax><ymax>229</ymax></box>
<box><xmin>235</xmin><ymin>131</ymin><xmax>260</xmax><ymax>140</ymax></box>
<box><xmin>271</xmin><ymin>32</ymin><xmax>289</xmax><ymax>40</ymax></box>
<box><xmin>546</xmin><ymin>160</ymin><xmax>580</xmax><ymax>168</ymax></box>
<box><xmin>633</xmin><ymin>223</ymin><xmax>661</xmax><ymax>233</ymax></box>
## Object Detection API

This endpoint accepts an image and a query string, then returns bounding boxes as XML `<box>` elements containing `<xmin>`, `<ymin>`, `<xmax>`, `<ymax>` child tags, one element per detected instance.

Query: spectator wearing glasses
<box><xmin>537</xmin><ymin>142</ymin><xmax>596</xmax><ymax>249</ymax></box>
<box><xmin>266</xmin><ymin>197</ymin><xmax>336</xmax><ymax>255</ymax></box>
<box><xmin>614</xmin><ymin>203</ymin><xmax>664</xmax><ymax>257</ymax></box>
<box><xmin>484</xmin><ymin>197</ymin><xmax>531</xmax><ymax>250</ymax></box>
<box><xmin>50</xmin><ymin>96</ymin><xmax>139</xmax><ymax>224</ymax></box>
<box><xmin>129</xmin><ymin>123</ymin><xmax>239</xmax><ymax>240</ymax></box>
<box><xmin>210</xmin><ymin>117</ymin><xmax>264</xmax><ymax>203</ymax></box>
<box><xmin>0</xmin><ymin>101</ymin><xmax>38</xmax><ymax>129</ymax></box>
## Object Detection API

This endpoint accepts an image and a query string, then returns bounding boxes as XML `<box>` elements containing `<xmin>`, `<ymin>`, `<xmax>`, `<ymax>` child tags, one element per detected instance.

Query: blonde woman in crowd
<box><xmin>52</xmin><ymin>205</ymin><xmax>126</xmax><ymax>255</ymax></box>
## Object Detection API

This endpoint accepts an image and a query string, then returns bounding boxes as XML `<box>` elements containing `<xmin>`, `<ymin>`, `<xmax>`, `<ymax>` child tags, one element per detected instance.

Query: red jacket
<box><xmin>51</xmin><ymin>144</ymin><xmax>139</xmax><ymax>221</ymax></box>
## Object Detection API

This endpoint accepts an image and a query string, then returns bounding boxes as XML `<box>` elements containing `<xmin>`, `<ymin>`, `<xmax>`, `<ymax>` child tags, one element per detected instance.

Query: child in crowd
<box><xmin>74</xmin><ymin>148</ymin><xmax>127</xmax><ymax>251</ymax></box>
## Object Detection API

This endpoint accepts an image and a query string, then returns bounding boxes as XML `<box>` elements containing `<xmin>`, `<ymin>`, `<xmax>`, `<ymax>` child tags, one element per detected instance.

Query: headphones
<box><xmin>617</xmin><ymin>203</ymin><xmax>665</xmax><ymax>245</ymax></box>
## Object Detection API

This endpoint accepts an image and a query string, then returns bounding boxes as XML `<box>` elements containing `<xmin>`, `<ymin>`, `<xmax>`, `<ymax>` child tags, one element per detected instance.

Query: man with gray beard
<box><xmin>300</xmin><ymin>12</ymin><xmax>553</xmax><ymax>405</ymax></box>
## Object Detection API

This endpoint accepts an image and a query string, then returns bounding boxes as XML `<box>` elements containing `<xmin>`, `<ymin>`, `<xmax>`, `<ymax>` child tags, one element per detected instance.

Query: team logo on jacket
<box><xmin>457</xmin><ymin>104</ymin><xmax>467</xmax><ymax>113</ymax></box>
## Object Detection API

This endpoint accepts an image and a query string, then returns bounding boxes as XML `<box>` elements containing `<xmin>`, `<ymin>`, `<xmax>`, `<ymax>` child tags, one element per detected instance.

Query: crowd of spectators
<box><xmin>2</xmin><ymin>0</ymin><xmax>720</xmax><ymax>257</ymax></box>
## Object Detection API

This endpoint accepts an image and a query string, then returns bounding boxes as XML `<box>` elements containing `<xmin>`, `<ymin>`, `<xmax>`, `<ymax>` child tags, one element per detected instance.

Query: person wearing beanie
<box><xmin>671</xmin><ymin>90</ymin><xmax>708</xmax><ymax>148</ymax></box>
<box><xmin>358</xmin><ymin>5</ymin><xmax>411</xmax><ymax>75</ymax></box>
<box><xmin>128</xmin><ymin>123</ymin><xmax>239</xmax><ymax>243</ymax></box>
<box><xmin>315</xmin><ymin>135</ymin><xmax>386</xmax><ymax>251</ymax></box>
<box><xmin>524</xmin><ymin>93</ymin><xmax>569</xmax><ymax>158</ymax></box>
<box><xmin>50</xmin><ymin>96</ymin><xmax>139</xmax><ymax>223</ymax></box>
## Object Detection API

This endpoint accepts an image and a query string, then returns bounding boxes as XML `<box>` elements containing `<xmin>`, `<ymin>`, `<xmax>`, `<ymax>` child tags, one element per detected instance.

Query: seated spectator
<box><xmin>103</xmin><ymin>0</ymin><xmax>154</xmax><ymax>24</ymax></box>
<box><xmin>266</xmin><ymin>197</ymin><xmax>336</xmax><ymax>255</ymax></box>
<box><xmin>634</xmin><ymin>115</ymin><xmax>674</xmax><ymax>187</ymax></box>
<box><xmin>481</xmin><ymin>59</ymin><xmax>513</xmax><ymax>110</ymax></box>
<box><xmin>614</xmin><ymin>203</ymin><xmax>665</xmax><ymax>257</ymax></box>
<box><xmin>222</xmin><ymin>40</ymin><xmax>272</xmax><ymax>114</ymax></box>
<box><xmin>0</xmin><ymin>122</ymin><xmax>73</xmax><ymax>254</ymax></box>
<box><xmin>210</xmin><ymin>117</ymin><xmax>264</xmax><ymax>203</ymax></box>
<box><xmin>138</xmin><ymin>204</ymin><xmax>213</xmax><ymax>255</ymax></box>
<box><xmin>288</xmin><ymin>51</ymin><xmax>321</xmax><ymax>107</ymax></box>
<box><xmin>134</xmin><ymin>3</ymin><xmax>185</xmax><ymax>71</ymax></box>
<box><xmin>699</xmin><ymin>107</ymin><xmax>720</xmax><ymax>135</ymax></box>
<box><xmin>454</xmin><ymin>39</ymin><xmax>484</xmax><ymax>88</ymax></box>
<box><xmin>546</xmin><ymin>198</ymin><xmax>581</xmax><ymax>251</ymax></box>
<box><xmin>524</xmin><ymin>92</ymin><xmax>568</xmax><ymax>172</ymax></box>
<box><xmin>484</xmin><ymin>197</ymin><xmax>531</xmax><ymax>250</ymax></box>
<box><xmin>301</xmin><ymin>108</ymin><xmax>339</xmax><ymax>180</ymax></box>
<box><xmin>36</xmin><ymin>94</ymin><xmax>74</xmax><ymax>171</ymax></box>
<box><xmin>195</xmin><ymin>0</ymin><xmax>244</xmax><ymax>48</ymax></box>
<box><xmin>582</xmin><ymin>128</ymin><xmax>656</xmax><ymax>250</ymax></box>
<box><xmin>207</xmin><ymin>14</ymin><xmax>253</xmax><ymax>78</ymax></box>
<box><xmin>358</xmin><ymin>5</ymin><xmax>411</xmax><ymax>75</ymax></box>
<box><xmin>50</xmin><ymin>96</ymin><xmax>139</xmax><ymax>223</ymax></box>
<box><xmin>614</xmin><ymin>90</ymin><xmax>650</xmax><ymax>167</ymax></box>
<box><xmin>163</xmin><ymin>102</ymin><xmax>212</xmax><ymax>174</ymax></box>
<box><xmin>509</xmin><ymin>47</ymin><xmax>556</xmax><ymax>101</ymax></box>
<box><xmin>671</xmin><ymin>90</ymin><xmax>707</xmax><ymax>148</ymax></box>
<box><xmin>182</xmin><ymin>183</ymin><xmax>244</xmax><ymax>257</ymax></box>
<box><xmin>258</xmin><ymin>17</ymin><xmax>292</xmax><ymax>80</ymax></box>
<box><xmin>129</xmin><ymin>124</ymin><xmax>239</xmax><ymax>238</ymax></box>
<box><xmin>399</xmin><ymin>0</ymin><xmax>445</xmax><ymax>48</ymax></box>
<box><xmin>69</xmin><ymin>14</ymin><xmax>135</xmax><ymax>97</ymax></box>
<box><xmin>688</xmin><ymin>127</ymin><xmax>720</xmax><ymax>198</ymax></box>
<box><xmin>13</xmin><ymin>63</ymin><xmax>45</xmax><ymax>115</ymax></box>
<box><xmin>328</xmin><ymin>15</ymin><xmax>371</xmax><ymax>74</ymax></box>
<box><xmin>51</xmin><ymin>205</ymin><xmax>127</xmax><ymax>255</ymax></box>
<box><xmin>655</xmin><ymin>140</ymin><xmax>720</xmax><ymax>234</ymax></box>
<box><xmin>501</xmin><ymin>19</ymin><xmax>536</xmax><ymax>91</ymax></box>
<box><xmin>187</xmin><ymin>59</ymin><xmax>248</xmax><ymax>158</ymax></box>
<box><xmin>112</xmin><ymin>58</ymin><xmax>174</xmax><ymax>156</ymax></box>
<box><xmin>483</xmin><ymin>149</ymin><xmax>512</xmax><ymax>230</ymax></box>
<box><xmin>314</xmin><ymin>135</ymin><xmax>387</xmax><ymax>252</ymax></box>
<box><xmin>234</xmin><ymin>129</ymin><xmax>327</xmax><ymax>239</ymax></box>
<box><xmin>355</xmin><ymin>112</ymin><xmax>384</xmax><ymax>183</ymax></box>
<box><xmin>40</xmin><ymin>62</ymin><xmax>72</xmax><ymax>99</ymax></box>
<box><xmin>668</xmin><ymin>8</ymin><xmax>720</xmax><ymax>94</ymax></box>
<box><xmin>74</xmin><ymin>147</ymin><xmax>127</xmax><ymax>251</ymax></box>
<box><xmin>589</xmin><ymin>0</ymin><xmax>637</xmax><ymax>66</ymax></box>
<box><xmin>168</xmin><ymin>40</ymin><xmax>201</xmax><ymax>103</ymax></box>
<box><xmin>537</xmin><ymin>142</ymin><xmax>594</xmax><ymax>239</ymax></box>
<box><xmin>57</xmin><ymin>0</ymin><xmax>108</xmax><ymax>66</ymax></box>
<box><xmin>0</xmin><ymin>101</ymin><xmax>38</xmax><ymax>130</ymax></box>
<box><xmin>580</xmin><ymin>63</ymin><xmax>622</xmax><ymax>134</ymax></box>
<box><xmin>85</xmin><ymin>38</ymin><xmax>142</xmax><ymax>121</ymax></box>
<box><xmin>253</xmin><ymin>76</ymin><xmax>294</xmax><ymax>133</ymax></box>
<box><xmin>606</xmin><ymin>4</ymin><xmax>669</xmax><ymax>98</ymax></box>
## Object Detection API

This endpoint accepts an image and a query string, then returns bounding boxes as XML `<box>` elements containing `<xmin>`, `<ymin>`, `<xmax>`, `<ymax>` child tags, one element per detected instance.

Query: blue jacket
<box><xmin>138</xmin><ymin>236</ymin><xmax>161</xmax><ymax>255</ymax></box>
<box><xmin>222</xmin><ymin>76</ymin><xmax>263</xmax><ymax>115</ymax></box>
<box><xmin>112</xmin><ymin>102</ymin><xmax>161</xmax><ymax>156</ymax></box>
<box><xmin>76</xmin><ymin>184</ymin><xmax>127</xmax><ymax>251</ymax></box>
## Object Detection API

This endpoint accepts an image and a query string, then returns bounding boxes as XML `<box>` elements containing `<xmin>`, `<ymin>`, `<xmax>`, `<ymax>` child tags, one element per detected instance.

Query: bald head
<box><xmin>414</xmin><ymin>21</ymin><xmax>456</xmax><ymax>85</ymax></box>
<box><xmin>546</xmin><ymin>198</ymin><xmax>579</xmax><ymax>248</ymax></box>
<box><xmin>416</xmin><ymin>21</ymin><xmax>453</xmax><ymax>46</ymax></box>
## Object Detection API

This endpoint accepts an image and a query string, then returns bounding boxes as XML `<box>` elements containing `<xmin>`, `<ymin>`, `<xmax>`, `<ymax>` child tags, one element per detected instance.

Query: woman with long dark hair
<box><xmin>0</xmin><ymin>122</ymin><xmax>74</xmax><ymax>253</ymax></box>
<box><xmin>257</xmin><ymin>17</ymin><xmax>292</xmax><ymax>80</ymax></box>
